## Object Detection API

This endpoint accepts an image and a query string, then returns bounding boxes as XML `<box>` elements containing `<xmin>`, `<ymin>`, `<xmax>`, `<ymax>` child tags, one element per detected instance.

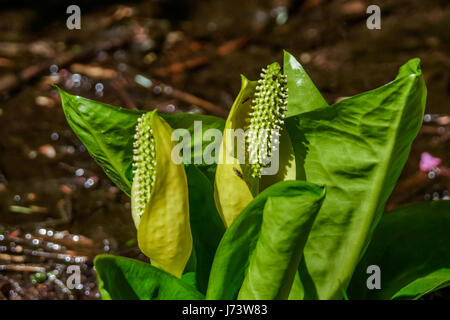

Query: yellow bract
<box><xmin>214</xmin><ymin>76</ymin><xmax>257</xmax><ymax>228</ymax></box>
<box><xmin>133</xmin><ymin>110</ymin><xmax>192</xmax><ymax>278</ymax></box>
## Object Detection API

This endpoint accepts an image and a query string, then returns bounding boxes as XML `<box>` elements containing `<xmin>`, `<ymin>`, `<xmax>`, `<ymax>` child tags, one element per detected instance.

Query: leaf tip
<box><xmin>52</xmin><ymin>84</ymin><xmax>66</xmax><ymax>97</ymax></box>
<box><xmin>239</xmin><ymin>74</ymin><xmax>250</xmax><ymax>87</ymax></box>
<box><xmin>396</xmin><ymin>57</ymin><xmax>423</xmax><ymax>79</ymax></box>
<box><xmin>282</xmin><ymin>49</ymin><xmax>293</xmax><ymax>60</ymax></box>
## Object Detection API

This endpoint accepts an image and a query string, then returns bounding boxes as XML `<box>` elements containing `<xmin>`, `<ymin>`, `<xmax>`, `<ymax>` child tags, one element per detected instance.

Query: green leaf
<box><xmin>283</xmin><ymin>50</ymin><xmax>328</xmax><ymax>117</ymax></box>
<box><xmin>57</xmin><ymin>87</ymin><xmax>225</xmax><ymax>196</ymax></box>
<box><xmin>181</xmin><ymin>272</ymin><xmax>198</xmax><ymax>289</ymax></box>
<box><xmin>185</xmin><ymin>164</ymin><xmax>225</xmax><ymax>294</ymax></box>
<box><xmin>206</xmin><ymin>181</ymin><xmax>325</xmax><ymax>300</ymax></box>
<box><xmin>286</xmin><ymin>58</ymin><xmax>427</xmax><ymax>299</ymax></box>
<box><xmin>57</xmin><ymin>87</ymin><xmax>141</xmax><ymax>195</ymax></box>
<box><xmin>392</xmin><ymin>269</ymin><xmax>450</xmax><ymax>300</ymax></box>
<box><xmin>94</xmin><ymin>254</ymin><xmax>204</xmax><ymax>300</ymax></box>
<box><xmin>347</xmin><ymin>201</ymin><xmax>450</xmax><ymax>300</ymax></box>
<box><xmin>238</xmin><ymin>188</ymin><xmax>325</xmax><ymax>299</ymax></box>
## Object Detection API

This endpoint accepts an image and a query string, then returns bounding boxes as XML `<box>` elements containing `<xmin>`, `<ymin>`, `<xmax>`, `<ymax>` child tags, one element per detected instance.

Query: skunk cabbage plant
<box><xmin>57</xmin><ymin>50</ymin><xmax>450</xmax><ymax>300</ymax></box>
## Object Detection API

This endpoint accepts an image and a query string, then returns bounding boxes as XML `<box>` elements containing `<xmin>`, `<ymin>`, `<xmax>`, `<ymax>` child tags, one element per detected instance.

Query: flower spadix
<box><xmin>131</xmin><ymin>110</ymin><xmax>192</xmax><ymax>278</ymax></box>
<box><xmin>132</xmin><ymin>113</ymin><xmax>157</xmax><ymax>224</ymax></box>
<box><xmin>214</xmin><ymin>62</ymin><xmax>290</xmax><ymax>228</ymax></box>
<box><xmin>247</xmin><ymin>63</ymin><xmax>288</xmax><ymax>178</ymax></box>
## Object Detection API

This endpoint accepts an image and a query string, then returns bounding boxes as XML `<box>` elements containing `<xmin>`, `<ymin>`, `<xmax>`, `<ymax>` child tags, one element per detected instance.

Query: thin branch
<box><xmin>0</xmin><ymin>264</ymin><xmax>46</xmax><ymax>273</ymax></box>
<box><xmin>0</xmin><ymin>33</ymin><xmax>132</xmax><ymax>95</ymax></box>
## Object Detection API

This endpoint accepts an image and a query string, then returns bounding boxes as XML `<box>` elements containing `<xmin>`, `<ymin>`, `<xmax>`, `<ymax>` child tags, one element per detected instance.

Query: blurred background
<box><xmin>0</xmin><ymin>0</ymin><xmax>448</xmax><ymax>299</ymax></box>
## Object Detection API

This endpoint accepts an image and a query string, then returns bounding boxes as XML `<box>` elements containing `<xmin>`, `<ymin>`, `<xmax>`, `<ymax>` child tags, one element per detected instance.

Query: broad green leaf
<box><xmin>57</xmin><ymin>87</ymin><xmax>141</xmax><ymax>195</ymax></box>
<box><xmin>57</xmin><ymin>86</ymin><xmax>225</xmax><ymax>196</ymax></box>
<box><xmin>185</xmin><ymin>164</ymin><xmax>225</xmax><ymax>294</ymax></box>
<box><xmin>286</xmin><ymin>58</ymin><xmax>427</xmax><ymax>299</ymax></box>
<box><xmin>136</xmin><ymin>112</ymin><xmax>191</xmax><ymax>278</ymax></box>
<box><xmin>214</xmin><ymin>75</ymin><xmax>258</xmax><ymax>227</ymax></box>
<box><xmin>238</xmin><ymin>189</ymin><xmax>325</xmax><ymax>299</ymax></box>
<box><xmin>283</xmin><ymin>50</ymin><xmax>328</xmax><ymax>117</ymax></box>
<box><xmin>207</xmin><ymin>181</ymin><xmax>325</xmax><ymax>300</ymax></box>
<box><xmin>347</xmin><ymin>201</ymin><xmax>450</xmax><ymax>300</ymax></box>
<box><xmin>181</xmin><ymin>272</ymin><xmax>198</xmax><ymax>289</ymax></box>
<box><xmin>392</xmin><ymin>269</ymin><xmax>450</xmax><ymax>300</ymax></box>
<box><xmin>94</xmin><ymin>254</ymin><xmax>204</xmax><ymax>300</ymax></box>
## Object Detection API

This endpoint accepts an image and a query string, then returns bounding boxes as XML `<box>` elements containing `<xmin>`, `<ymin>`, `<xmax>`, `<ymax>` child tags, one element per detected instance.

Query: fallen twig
<box><xmin>153</xmin><ymin>56</ymin><xmax>210</xmax><ymax>77</ymax></box>
<box><xmin>153</xmin><ymin>36</ymin><xmax>248</xmax><ymax>78</ymax></box>
<box><xmin>0</xmin><ymin>253</ymin><xmax>25</xmax><ymax>263</ymax></box>
<box><xmin>111</xmin><ymin>78</ymin><xmax>138</xmax><ymax>110</ymax></box>
<box><xmin>0</xmin><ymin>264</ymin><xmax>46</xmax><ymax>273</ymax></box>
<box><xmin>132</xmin><ymin>67</ymin><xmax>228</xmax><ymax>117</ymax></box>
<box><xmin>421</xmin><ymin>125</ymin><xmax>449</xmax><ymax>136</ymax></box>
<box><xmin>46</xmin><ymin>273</ymin><xmax>75</xmax><ymax>300</ymax></box>
<box><xmin>169</xmin><ymin>84</ymin><xmax>227</xmax><ymax>117</ymax></box>
<box><xmin>0</xmin><ymin>274</ymin><xmax>27</xmax><ymax>298</ymax></box>
<box><xmin>0</xmin><ymin>33</ymin><xmax>132</xmax><ymax>95</ymax></box>
<box><xmin>387</xmin><ymin>166</ymin><xmax>450</xmax><ymax>210</ymax></box>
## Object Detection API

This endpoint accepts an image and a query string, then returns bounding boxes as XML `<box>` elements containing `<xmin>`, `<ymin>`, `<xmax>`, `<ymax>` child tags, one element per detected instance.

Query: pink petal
<box><xmin>420</xmin><ymin>152</ymin><xmax>442</xmax><ymax>172</ymax></box>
